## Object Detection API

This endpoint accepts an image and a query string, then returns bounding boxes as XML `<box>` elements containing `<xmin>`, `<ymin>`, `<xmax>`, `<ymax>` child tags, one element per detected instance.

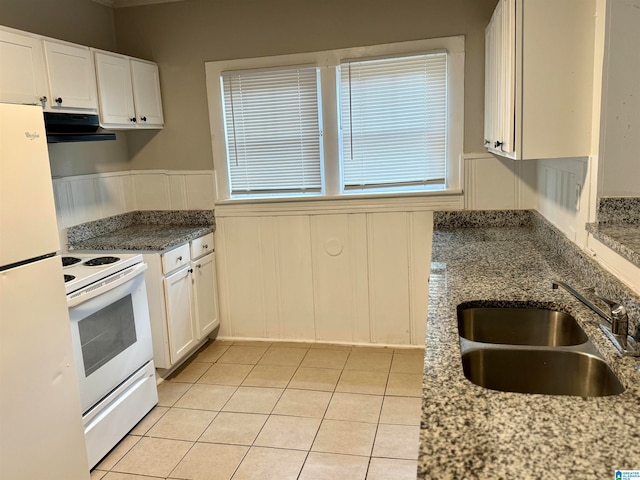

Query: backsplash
<box><xmin>52</xmin><ymin>169</ymin><xmax>215</xmax><ymax>246</ymax></box>
<box><xmin>596</xmin><ymin>197</ymin><xmax>640</xmax><ymax>224</ymax></box>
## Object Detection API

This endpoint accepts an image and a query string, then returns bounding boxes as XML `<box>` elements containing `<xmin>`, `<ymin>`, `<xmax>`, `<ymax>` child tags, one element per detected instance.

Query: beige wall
<box><xmin>114</xmin><ymin>0</ymin><xmax>498</xmax><ymax>171</ymax></box>
<box><xmin>0</xmin><ymin>0</ymin><xmax>131</xmax><ymax>177</ymax></box>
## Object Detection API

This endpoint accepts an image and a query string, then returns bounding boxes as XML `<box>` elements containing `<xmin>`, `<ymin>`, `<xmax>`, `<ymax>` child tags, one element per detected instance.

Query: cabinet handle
<box><xmin>130</xmin><ymin>117</ymin><xmax>137</xmax><ymax>123</ymax></box>
<box><xmin>55</xmin><ymin>97</ymin><xmax>63</xmax><ymax>105</ymax></box>
<box><xmin>188</xmin><ymin>268</ymin><xmax>194</xmax><ymax>273</ymax></box>
<box><xmin>203</xmin><ymin>244</ymin><xmax>208</xmax><ymax>249</ymax></box>
<box><xmin>140</xmin><ymin>116</ymin><xmax>147</xmax><ymax>122</ymax></box>
<box><xmin>40</xmin><ymin>96</ymin><xmax>48</xmax><ymax>104</ymax></box>
<box><xmin>196</xmin><ymin>264</ymin><xmax>202</xmax><ymax>269</ymax></box>
<box><xmin>484</xmin><ymin>139</ymin><xmax>490</xmax><ymax>145</ymax></box>
<box><xmin>494</xmin><ymin>141</ymin><xmax>503</xmax><ymax>148</ymax></box>
<box><xmin>177</xmin><ymin>256</ymin><xmax>183</xmax><ymax>261</ymax></box>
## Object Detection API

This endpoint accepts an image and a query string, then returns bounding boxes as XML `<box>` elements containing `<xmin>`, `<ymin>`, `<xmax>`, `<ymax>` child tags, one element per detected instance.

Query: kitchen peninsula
<box><xmin>419</xmin><ymin>210</ymin><xmax>640</xmax><ymax>479</ymax></box>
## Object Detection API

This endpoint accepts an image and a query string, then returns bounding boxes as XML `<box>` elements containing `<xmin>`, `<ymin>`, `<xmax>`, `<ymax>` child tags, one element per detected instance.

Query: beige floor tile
<box><xmin>146</xmin><ymin>407</ymin><xmax>216</xmax><ymax>441</ymax></box>
<box><xmin>310</xmin><ymin>343</ymin><xmax>352</xmax><ymax>351</ymax></box>
<box><xmin>272</xmin><ymin>389</ymin><xmax>332</xmax><ymax>418</ymax></box>
<box><xmin>372</xmin><ymin>424</ymin><xmax>420</xmax><ymax>460</ymax></box>
<box><xmin>393</xmin><ymin>346</ymin><xmax>425</xmax><ymax>356</ymax></box>
<box><xmin>300</xmin><ymin>349</ymin><xmax>349</xmax><ymax>369</ymax></box>
<box><xmin>193</xmin><ymin>344</ymin><xmax>230</xmax><ymax>363</ymax></box>
<box><xmin>197</xmin><ymin>364</ymin><xmax>253</xmax><ymax>386</ymax></box>
<box><xmin>129</xmin><ymin>406</ymin><xmax>169</xmax><ymax>436</ymax></box>
<box><xmin>288</xmin><ymin>367</ymin><xmax>341</xmax><ymax>392</ymax></box>
<box><xmin>312</xmin><ymin>419</ymin><xmax>377</xmax><ymax>457</ymax></box>
<box><xmin>385</xmin><ymin>373</ymin><xmax>423</xmax><ymax>397</ymax></box>
<box><xmin>222</xmin><ymin>386</ymin><xmax>283</xmax><ymax>414</ymax></box>
<box><xmin>254</xmin><ymin>415</ymin><xmax>321</xmax><ymax>450</ymax></box>
<box><xmin>112</xmin><ymin>437</ymin><xmax>192</xmax><ymax>477</ymax></box>
<box><xmin>241</xmin><ymin>364</ymin><xmax>296</xmax><ymax>388</ymax></box>
<box><xmin>325</xmin><ymin>392</ymin><xmax>383</xmax><ymax>423</ymax></box>
<box><xmin>217</xmin><ymin>345</ymin><xmax>268</xmax><ymax>364</ymax></box>
<box><xmin>351</xmin><ymin>345</ymin><xmax>395</xmax><ymax>354</ymax></box>
<box><xmin>94</xmin><ymin>435</ymin><xmax>141</xmax><ymax>471</ymax></box>
<box><xmin>103</xmin><ymin>473</ymin><xmax>158</xmax><ymax>480</ymax></box>
<box><xmin>344</xmin><ymin>352</ymin><xmax>393</xmax><ymax>372</ymax></box>
<box><xmin>90</xmin><ymin>470</ymin><xmax>107</xmax><ymax>480</ymax></box>
<box><xmin>231</xmin><ymin>340</ymin><xmax>273</xmax><ymax>347</ymax></box>
<box><xmin>390</xmin><ymin>354</ymin><xmax>425</xmax><ymax>374</ymax></box>
<box><xmin>174</xmin><ymin>384</ymin><xmax>237</xmax><ymax>411</ymax></box>
<box><xmin>170</xmin><ymin>361</ymin><xmax>212</xmax><ymax>383</ymax></box>
<box><xmin>199</xmin><ymin>412</ymin><xmax>268</xmax><ymax>445</ymax></box>
<box><xmin>157</xmin><ymin>381</ymin><xmax>192</xmax><ymax>407</ymax></box>
<box><xmin>379</xmin><ymin>396</ymin><xmax>422</xmax><ymax>425</ymax></box>
<box><xmin>258</xmin><ymin>347</ymin><xmax>307</xmax><ymax>366</ymax></box>
<box><xmin>335</xmin><ymin>370</ymin><xmax>389</xmax><ymax>395</ymax></box>
<box><xmin>298</xmin><ymin>452</ymin><xmax>369</xmax><ymax>480</ymax></box>
<box><xmin>169</xmin><ymin>442</ymin><xmax>248</xmax><ymax>480</ymax></box>
<box><xmin>366</xmin><ymin>458</ymin><xmax>418</xmax><ymax>480</ymax></box>
<box><xmin>231</xmin><ymin>446</ymin><xmax>306</xmax><ymax>480</ymax></box>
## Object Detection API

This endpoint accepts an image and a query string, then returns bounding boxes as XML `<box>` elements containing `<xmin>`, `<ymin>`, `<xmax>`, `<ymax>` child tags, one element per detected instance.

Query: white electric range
<box><xmin>61</xmin><ymin>252</ymin><xmax>158</xmax><ymax>469</ymax></box>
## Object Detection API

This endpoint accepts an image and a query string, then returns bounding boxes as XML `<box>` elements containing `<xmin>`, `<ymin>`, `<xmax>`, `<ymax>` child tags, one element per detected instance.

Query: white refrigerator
<box><xmin>0</xmin><ymin>103</ymin><xmax>90</xmax><ymax>480</ymax></box>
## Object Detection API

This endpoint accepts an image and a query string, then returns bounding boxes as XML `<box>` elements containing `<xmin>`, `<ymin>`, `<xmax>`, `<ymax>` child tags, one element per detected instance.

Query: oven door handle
<box><xmin>67</xmin><ymin>263</ymin><xmax>148</xmax><ymax>308</ymax></box>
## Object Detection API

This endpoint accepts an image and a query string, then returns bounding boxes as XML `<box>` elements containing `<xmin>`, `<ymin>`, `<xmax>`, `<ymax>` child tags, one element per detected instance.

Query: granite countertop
<box><xmin>419</xmin><ymin>212</ymin><xmax>640</xmax><ymax>479</ymax></box>
<box><xmin>586</xmin><ymin>196</ymin><xmax>640</xmax><ymax>268</ymax></box>
<box><xmin>66</xmin><ymin>210</ymin><xmax>215</xmax><ymax>252</ymax></box>
<box><xmin>586</xmin><ymin>222</ymin><xmax>640</xmax><ymax>268</ymax></box>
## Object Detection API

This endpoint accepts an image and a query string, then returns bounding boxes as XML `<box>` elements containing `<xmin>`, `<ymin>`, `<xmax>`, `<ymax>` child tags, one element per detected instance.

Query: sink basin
<box><xmin>461</xmin><ymin>348</ymin><xmax>625</xmax><ymax>397</ymax></box>
<box><xmin>457</xmin><ymin>306</ymin><xmax>588</xmax><ymax>346</ymax></box>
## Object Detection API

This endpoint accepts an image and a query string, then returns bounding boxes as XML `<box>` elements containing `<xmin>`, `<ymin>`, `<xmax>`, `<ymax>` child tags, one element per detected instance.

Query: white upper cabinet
<box><xmin>0</xmin><ymin>28</ymin><xmax>48</xmax><ymax>106</ymax></box>
<box><xmin>484</xmin><ymin>0</ymin><xmax>594</xmax><ymax>160</ymax></box>
<box><xmin>131</xmin><ymin>59</ymin><xmax>164</xmax><ymax>128</ymax></box>
<box><xmin>94</xmin><ymin>51</ymin><xmax>136</xmax><ymax>127</ymax></box>
<box><xmin>43</xmin><ymin>40</ymin><xmax>98</xmax><ymax>112</ymax></box>
<box><xmin>94</xmin><ymin>50</ymin><xmax>164</xmax><ymax>129</ymax></box>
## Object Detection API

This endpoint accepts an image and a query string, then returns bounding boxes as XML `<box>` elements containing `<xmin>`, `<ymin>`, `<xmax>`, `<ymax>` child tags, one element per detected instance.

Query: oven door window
<box><xmin>78</xmin><ymin>294</ymin><xmax>137</xmax><ymax>377</ymax></box>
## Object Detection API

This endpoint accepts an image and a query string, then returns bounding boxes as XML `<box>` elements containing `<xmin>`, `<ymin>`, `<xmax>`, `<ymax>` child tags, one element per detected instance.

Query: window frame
<box><xmin>205</xmin><ymin>36</ymin><xmax>465</xmax><ymax>203</ymax></box>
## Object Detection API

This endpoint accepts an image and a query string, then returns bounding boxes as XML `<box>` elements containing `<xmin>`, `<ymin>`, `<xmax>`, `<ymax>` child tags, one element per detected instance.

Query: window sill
<box><xmin>214</xmin><ymin>189</ymin><xmax>464</xmax><ymax>217</ymax></box>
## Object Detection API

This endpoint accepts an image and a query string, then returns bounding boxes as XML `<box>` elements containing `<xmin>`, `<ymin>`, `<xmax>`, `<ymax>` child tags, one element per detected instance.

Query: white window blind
<box><xmin>222</xmin><ymin>65</ymin><xmax>323</xmax><ymax>196</ymax></box>
<box><xmin>340</xmin><ymin>53</ymin><xmax>447</xmax><ymax>191</ymax></box>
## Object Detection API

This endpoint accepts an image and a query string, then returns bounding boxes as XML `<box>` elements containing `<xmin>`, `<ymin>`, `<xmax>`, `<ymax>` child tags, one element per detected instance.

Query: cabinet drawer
<box><xmin>190</xmin><ymin>233</ymin><xmax>214</xmax><ymax>260</ymax></box>
<box><xmin>162</xmin><ymin>244</ymin><xmax>190</xmax><ymax>274</ymax></box>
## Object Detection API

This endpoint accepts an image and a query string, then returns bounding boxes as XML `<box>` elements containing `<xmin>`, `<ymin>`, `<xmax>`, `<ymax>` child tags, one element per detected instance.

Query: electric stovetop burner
<box><xmin>83</xmin><ymin>256</ymin><xmax>121</xmax><ymax>267</ymax></box>
<box><xmin>62</xmin><ymin>256</ymin><xmax>82</xmax><ymax>267</ymax></box>
<box><xmin>64</xmin><ymin>274</ymin><xmax>75</xmax><ymax>283</ymax></box>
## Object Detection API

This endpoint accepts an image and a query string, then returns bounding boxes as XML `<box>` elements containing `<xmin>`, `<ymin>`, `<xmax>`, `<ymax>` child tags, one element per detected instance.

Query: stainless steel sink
<box><xmin>461</xmin><ymin>348</ymin><xmax>625</xmax><ymax>397</ymax></box>
<box><xmin>457</xmin><ymin>306</ymin><xmax>588</xmax><ymax>346</ymax></box>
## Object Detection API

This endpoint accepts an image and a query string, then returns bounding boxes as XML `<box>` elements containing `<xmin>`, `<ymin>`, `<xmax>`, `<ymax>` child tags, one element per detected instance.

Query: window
<box><xmin>222</xmin><ymin>65</ymin><xmax>323</xmax><ymax>196</ymax></box>
<box><xmin>340</xmin><ymin>53</ymin><xmax>447</xmax><ymax>191</ymax></box>
<box><xmin>206</xmin><ymin>36</ymin><xmax>464</xmax><ymax>201</ymax></box>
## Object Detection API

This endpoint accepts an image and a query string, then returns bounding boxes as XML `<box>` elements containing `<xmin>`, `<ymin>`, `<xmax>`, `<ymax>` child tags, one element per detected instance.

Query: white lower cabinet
<box><xmin>144</xmin><ymin>233</ymin><xmax>218</xmax><ymax>370</ymax></box>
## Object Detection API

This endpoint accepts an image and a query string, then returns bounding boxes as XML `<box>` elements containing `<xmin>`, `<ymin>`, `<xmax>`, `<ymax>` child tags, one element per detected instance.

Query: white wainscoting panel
<box><xmin>464</xmin><ymin>153</ymin><xmax>537</xmax><ymax>210</ymax></box>
<box><xmin>215</xmin><ymin>207</ymin><xmax>433</xmax><ymax>346</ymax></box>
<box><xmin>52</xmin><ymin>170</ymin><xmax>216</xmax><ymax>233</ymax></box>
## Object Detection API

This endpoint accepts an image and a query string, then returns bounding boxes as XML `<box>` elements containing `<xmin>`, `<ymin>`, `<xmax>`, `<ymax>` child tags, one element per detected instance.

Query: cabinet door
<box><xmin>43</xmin><ymin>40</ymin><xmax>97</xmax><ymax>111</ymax></box>
<box><xmin>192</xmin><ymin>252</ymin><xmax>219</xmax><ymax>339</ymax></box>
<box><xmin>94</xmin><ymin>51</ymin><xmax>136</xmax><ymax>127</ymax></box>
<box><xmin>163</xmin><ymin>266</ymin><xmax>197</xmax><ymax>364</ymax></box>
<box><xmin>130</xmin><ymin>59</ymin><xmax>163</xmax><ymax>127</ymax></box>
<box><xmin>499</xmin><ymin>0</ymin><xmax>515</xmax><ymax>155</ymax></box>
<box><xmin>0</xmin><ymin>29</ymin><xmax>48</xmax><ymax>106</ymax></box>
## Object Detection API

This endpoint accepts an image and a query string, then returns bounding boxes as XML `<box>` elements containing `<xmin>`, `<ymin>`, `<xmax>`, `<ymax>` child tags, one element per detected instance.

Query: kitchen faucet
<box><xmin>551</xmin><ymin>280</ymin><xmax>640</xmax><ymax>356</ymax></box>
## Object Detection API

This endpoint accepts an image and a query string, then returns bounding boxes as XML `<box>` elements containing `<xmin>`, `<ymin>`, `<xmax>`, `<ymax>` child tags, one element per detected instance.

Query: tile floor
<box><xmin>90</xmin><ymin>340</ymin><xmax>425</xmax><ymax>480</ymax></box>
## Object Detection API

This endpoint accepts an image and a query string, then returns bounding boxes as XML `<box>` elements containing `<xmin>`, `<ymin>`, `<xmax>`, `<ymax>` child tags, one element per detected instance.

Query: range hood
<box><xmin>44</xmin><ymin>112</ymin><xmax>116</xmax><ymax>143</ymax></box>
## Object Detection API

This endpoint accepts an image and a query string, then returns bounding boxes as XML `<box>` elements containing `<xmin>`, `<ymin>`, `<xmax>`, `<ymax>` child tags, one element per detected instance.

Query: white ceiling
<box><xmin>91</xmin><ymin>0</ymin><xmax>185</xmax><ymax>8</ymax></box>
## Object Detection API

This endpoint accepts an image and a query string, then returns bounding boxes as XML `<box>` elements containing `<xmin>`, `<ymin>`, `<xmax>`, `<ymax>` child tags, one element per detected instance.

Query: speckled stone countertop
<box><xmin>419</xmin><ymin>210</ymin><xmax>640</xmax><ymax>479</ymax></box>
<box><xmin>66</xmin><ymin>210</ymin><xmax>215</xmax><ymax>252</ymax></box>
<box><xmin>586</xmin><ymin>197</ymin><xmax>640</xmax><ymax>268</ymax></box>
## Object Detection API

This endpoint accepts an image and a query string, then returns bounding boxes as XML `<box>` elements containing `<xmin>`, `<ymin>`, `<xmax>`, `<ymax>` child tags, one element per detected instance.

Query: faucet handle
<box><xmin>597</xmin><ymin>296</ymin><xmax>628</xmax><ymax>337</ymax></box>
